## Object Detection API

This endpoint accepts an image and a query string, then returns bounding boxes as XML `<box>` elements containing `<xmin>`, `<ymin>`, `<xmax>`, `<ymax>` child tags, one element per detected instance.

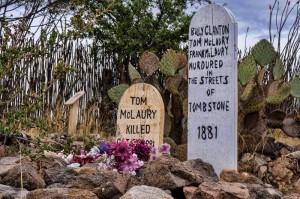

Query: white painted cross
<box><xmin>188</xmin><ymin>3</ymin><xmax>238</xmax><ymax>175</ymax></box>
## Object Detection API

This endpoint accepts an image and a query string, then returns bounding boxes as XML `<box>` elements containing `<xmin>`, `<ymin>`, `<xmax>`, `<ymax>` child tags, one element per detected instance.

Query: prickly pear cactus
<box><xmin>257</xmin><ymin>68</ymin><xmax>266</xmax><ymax>87</ymax></box>
<box><xmin>165</xmin><ymin>75</ymin><xmax>182</xmax><ymax>95</ymax></box>
<box><xmin>266</xmin><ymin>80</ymin><xmax>291</xmax><ymax>104</ymax></box>
<box><xmin>273</xmin><ymin>58</ymin><xmax>284</xmax><ymax>80</ymax></box>
<box><xmin>240</xmin><ymin>87</ymin><xmax>266</xmax><ymax>113</ymax></box>
<box><xmin>177</xmin><ymin>51</ymin><xmax>187</xmax><ymax>70</ymax></box>
<box><xmin>290</xmin><ymin>77</ymin><xmax>300</xmax><ymax>98</ymax></box>
<box><xmin>252</xmin><ymin>39</ymin><xmax>276</xmax><ymax>66</ymax></box>
<box><xmin>240</xmin><ymin>79</ymin><xmax>257</xmax><ymax>102</ymax></box>
<box><xmin>182</xmin><ymin>98</ymin><xmax>188</xmax><ymax>118</ymax></box>
<box><xmin>108</xmin><ymin>84</ymin><xmax>129</xmax><ymax>104</ymax></box>
<box><xmin>128</xmin><ymin>63</ymin><xmax>141</xmax><ymax>82</ymax></box>
<box><xmin>159</xmin><ymin>49</ymin><xmax>179</xmax><ymax>76</ymax></box>
<box><xmin>178</xmin><ymin>65</ymin><xmax>188</xmax><ymax>81</ymax></box>
<box><xmin>238</xmin><ymin>55</ymin><xmax>257</xmax><ymax>85</ymax></box>
<box><xmin>139</xmin><ymin>51</ymin><xmax>159</xmax><ymax>75</ymax></box>
<box><xmin>238</xmin><ymin>81</ymin><xmax>243</xmax><ymax>96</ymax></box>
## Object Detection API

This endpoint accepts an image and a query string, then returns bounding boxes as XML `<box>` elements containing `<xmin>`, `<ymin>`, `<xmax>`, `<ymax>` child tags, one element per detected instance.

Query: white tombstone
<box><xmin>116</xmin><ymin>83</ymin><xmax>164</xmax><ymax>149</ymax></box>
<box><xmin>188</xmin><ymin>3</ymin><xmax>238</xmax><ymax>175</ymax></box>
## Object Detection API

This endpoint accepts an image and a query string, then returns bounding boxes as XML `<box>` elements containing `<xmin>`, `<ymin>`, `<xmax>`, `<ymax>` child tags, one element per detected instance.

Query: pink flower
<box><xmin>120</xmin><ymin>154</ymin><xmax>140</xmax><ymax>172</ymax></box>
<box><xmin>114</xmin><ymin>139</ymin><xmax>132</xmax><ymax>161</ymax></box>
<box><xmin>151</xmin><ymin>155</ymin><xmax>157</xmax><ymax>161</ymax></box>
<box><xmin>130</xmin><ymin>139</ymin><xmax>152</xmax><ymax>161</ymax></box>
<box><xmin>107</xmin><ymin>141</ymin><xmax>117</xmax><ymax>155</ymax></box>
<box><xmin>159</xmin><ymin>143</ymin><xmax>171</xmax><ymax>154</ymax></box>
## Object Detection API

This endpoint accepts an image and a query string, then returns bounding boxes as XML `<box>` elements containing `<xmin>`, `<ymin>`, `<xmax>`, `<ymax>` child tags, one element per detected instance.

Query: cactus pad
<box><xmin>240</xmin><ymin>79</ymin><xmax>257</xmax><ymax>102</ymax></box>
<box><xmin>159</xmin><ymin>49</ymin><xmax>179</xmax><ymax>76</ymax></box>
<box><xmin>238</xmin><ymin>55</ymin><xmax>257</xmax><ymax>85</ymax></box>
<box><xmin>108</xmin><ymin>84</ymin><xmax>129</xmax><ymax>104</ymax></box>
<box><xmin>128</xmin><ymin>63</ymin><xmax>141</xmax><ymax>82</ymax></box>
<box><xmin>238</xmin><ymin>81</ymin><xmax>243</xmax><ymax>96</ymax></box>
<box><xmin>257</xmin><ymin>68</ymin><xmax>266</xmax><ymax>87</ymax></box>
<box><xmin>165</xmin><ymin>74</ymin><xmax>182</xmax><ymax>95</ymax></box>
<box><xmin>139</xmin><ymin>51</ymin><xmax>159</xmax><ymax>75</ymax></box>
<box><xmin>178</xmin><ymin>65</ymin><xmax>188</xmax><ymax>81</ymax></box>
<box><xmin>273</xmin><ymin>58</ymin><xmax>284</xmax><ymax>80</ymax></box>
<box><xmin>252</xmin><ymin>39</ymin><xmax>276</xmax><ymax>66</ymax></box>
<box><xmin>182</xmin><ymin>98</ymin><xmax>188</xmax><ymax>118</ymax></box>
<box><xmin>240</xmin><ymin>86</ymin><xmax>266</xmax><ymax>113</ymax></box>
<box><xmin>266</xmin><ymin>80</ymin><xmax>291</xmax><ymax>104</ymax></box>
<box><xmin>290</xmin><ymin>77</ymin><xmax>300</xmax><ymax>98</ymax></box>
<box><xmin>177</xmin><ymin>51</ymin><xmax>187</xmax><ymax>70</ymax></box>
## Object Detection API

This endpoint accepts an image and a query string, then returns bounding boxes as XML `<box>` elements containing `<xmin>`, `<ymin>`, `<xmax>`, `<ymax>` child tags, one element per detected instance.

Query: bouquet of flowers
<box><xmin>57</xmin><ymin>138</ymin><xmax>171</xmax><ymax>175</ymax></box>
<box><xmin>98</xmin><ymin>139</ymin><xmax>170</xmax><ymax>175</ymax></box>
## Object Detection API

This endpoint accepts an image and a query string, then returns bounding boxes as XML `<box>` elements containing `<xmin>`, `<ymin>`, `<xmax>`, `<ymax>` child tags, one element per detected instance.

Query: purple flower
<box><xmin>151</xmin><ymin>155</ymin><xmax>157</xmax><ymax>161</ymax></box>
<box><xmin>119</xmin><ymin>154</ymin><xmax>140</xmax><ymax>172</ymax></box>
<box><xmin>107</xmin><ymin>141</ymin><xmax>117</xmax><ymax>155</ymax></box>
<box><xmin>114</xmin><ymin>139</ymin><xmax>132</xmax><ymax>161</ymax></box>
<box><xmin>80</xmin><ymin>150</ymin><xmax>86</xmax><ymax>155</ymax></box>
<box><xmin>130</xmin><ymin>139</ymin><xmax>152</xmax><ymax>161</ymax></box>
<box><xmin>159</xmin><ymin>143</ymin><xmax>170</xmax><ymax>154</ymax></box>
<box><xmin>99</xmin><ymin>141</ymin><xmax>108</xmax><ymax>153</ymax></box>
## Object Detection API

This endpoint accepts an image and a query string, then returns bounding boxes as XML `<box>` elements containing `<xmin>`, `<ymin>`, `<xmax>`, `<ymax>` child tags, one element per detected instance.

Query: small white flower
<box><xmin>132</xmin><ymin>153</ymin><xmax>137</xmax><ymax>158</ymax></box>
<box><xmin>113</xmin><ymin>168</ymin><xmax>118</xmax><ymax>172</ymax></box>
<box><xmin>111</xmin><ymin>155</ymin><xmax>115</xmax><ymax>160</ymax></box>
<box><xmin>138</xmin><ymin>160</ymin><xmax>144</xmax><ymax>167</ymax></box>
<box><xmin>67</xmin><ymin>163</ymin><xmax>80</xmax><ymax>168</ymax></box>
<box><xmin>130</xmin><ymin>171</ymin><xmax>136</xmax><ymax>176</ymax></box>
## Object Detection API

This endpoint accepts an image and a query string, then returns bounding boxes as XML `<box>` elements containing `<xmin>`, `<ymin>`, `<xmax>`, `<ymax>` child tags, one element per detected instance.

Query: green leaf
<box><xmin>252</xmin><ymin>39</ymin><xmax>276</xmax><ymax>66</ymax></box>
<box><xmin>266</xmin><ymin>80</ymin><xmax>291</xmax><ymax>104</ymax></box>
<box><xmin>108</xmin><ymin>84</ymin><xmax>129</xmax><ymax>104</ymax></box>
<box><xmin>128</xmin><ymin>63</ymin><xmax>141</xmax><ymax>82</ymax></box>
<box><xmin>159</xmin><ymin>49</ymin><xmax>179</xmax><ymax>76</ymax></box>
<box><xmin>290</xmin><ymin>77</ymin><xmax>300</xmax><ymax>98</ymax></box>
<box><xmin>273</xmin><ymin>58</ymin><xmax>284</xmax><ymax>80</ymax></box>
<box><xmin>238</xmin><ymin>55</ymin><xmax>257</xmax><ymax>85</ymax></box>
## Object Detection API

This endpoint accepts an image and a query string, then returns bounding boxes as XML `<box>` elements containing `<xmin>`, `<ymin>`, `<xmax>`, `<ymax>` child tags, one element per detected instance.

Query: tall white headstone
<box><xmin>188</xmin><ymin>3</ymin><xmax>238</xmax><ymax>175</ymax></box>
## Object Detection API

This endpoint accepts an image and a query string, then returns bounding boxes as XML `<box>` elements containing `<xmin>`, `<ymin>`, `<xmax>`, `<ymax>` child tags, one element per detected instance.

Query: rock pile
<box><xmin>0</xmin><ymin>154</ymin><xmax>299</xmax><ymax>198</ymax></box>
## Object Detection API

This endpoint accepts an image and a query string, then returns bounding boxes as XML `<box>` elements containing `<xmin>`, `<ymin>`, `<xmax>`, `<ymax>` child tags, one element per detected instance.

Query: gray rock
<box><xmin>141</xmin><ymin>154</ymin><xmax>218</xmax><ymax>190</ymax></box>
<box><xmin>0</xmin><ymin>159</ymin><xmax>45</xmax><ymax>191</ymax></box>
<box><xmin>199</xmin><ymin>181</ymin><xmax>250</xmax><ymax>199</ymax></box>
<box><xmin>26</xmin><ymin>188</ymin><xmax>98</xmax><ymax>199</ymax></box>
<box><xmin>48</xmin><ymin>166</ymin><xmax>130</xmax><ymax>199</ymax></box>
<box><xmin>120</xmin><ymin>185</ymin><xmax>173</xmax><ymax>199</ymax></box>
<box><xmin>283</xmin><ymin>117</ymin><xmax>300</xmax><ymax>138</ymax></box>
<box><xmin>0</xmin><ymin>184</ymin><xmax>29</xmax><ymax>199</ymax></box>
<box><xmin>220</xmin><ymin>169</ymin><xmax>263</xmax><ymax>185</ymax></box>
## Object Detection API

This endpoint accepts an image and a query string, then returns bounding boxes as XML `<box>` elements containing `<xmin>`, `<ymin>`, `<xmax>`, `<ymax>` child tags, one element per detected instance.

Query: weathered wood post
<box><xmin>188</xmin><ymin>3</ymin><xmax>238</xmax><ymax>175</ymax></box>
<box><xmin>65</xmin><ymin>91</ymin><xmax>85</xmax><ymax>136</ymax></box>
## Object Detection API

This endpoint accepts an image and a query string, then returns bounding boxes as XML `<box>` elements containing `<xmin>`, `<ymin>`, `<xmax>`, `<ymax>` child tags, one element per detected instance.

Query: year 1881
<box><xmin>197</xmin><ymin>125</ymin><xmax>218</xmax><ymax>140</ymax></box>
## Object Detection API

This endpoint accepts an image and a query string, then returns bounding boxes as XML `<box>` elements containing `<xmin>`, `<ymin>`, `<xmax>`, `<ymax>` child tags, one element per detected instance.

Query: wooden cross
<box><xmin>65</xmin><ymin>91</ymin><xmax>85</xmax><ymax>136</ymax></box>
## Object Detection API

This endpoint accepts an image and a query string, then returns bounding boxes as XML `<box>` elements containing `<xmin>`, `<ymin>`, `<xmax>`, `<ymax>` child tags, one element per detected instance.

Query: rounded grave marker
<box><xmin>117</xmin><ymin>83</ymin><xmax>164</xmax><ymax>149</ymax></box>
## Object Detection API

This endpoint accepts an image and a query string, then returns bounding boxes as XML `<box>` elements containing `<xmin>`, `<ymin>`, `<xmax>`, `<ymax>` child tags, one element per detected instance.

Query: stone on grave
<box><xmin>65</xmin><ymin>91</ymin><xmax>85</xmax><ymax>136</ymax></box>
<box><xmin>116</xmin><ymin>83</ymin><xmax>164</xmax><ymax>149</ymax></box>
<box><xmin>188</xmin><ymin>3</ymin><xmax>238</xmax><ymax>175</ymax></box>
